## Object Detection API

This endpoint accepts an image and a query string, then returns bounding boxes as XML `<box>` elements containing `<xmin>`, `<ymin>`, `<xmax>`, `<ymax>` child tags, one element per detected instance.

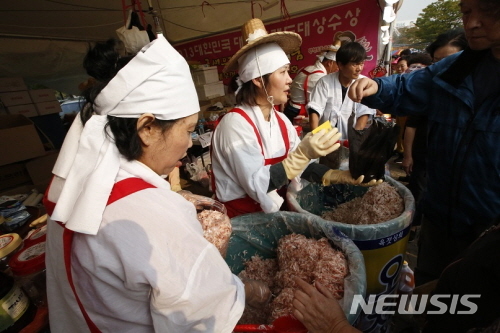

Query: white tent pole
<box><xmin>385</xmin><ymin>21</ymin><xmax>395</xmax><ymax>75</ymax></box>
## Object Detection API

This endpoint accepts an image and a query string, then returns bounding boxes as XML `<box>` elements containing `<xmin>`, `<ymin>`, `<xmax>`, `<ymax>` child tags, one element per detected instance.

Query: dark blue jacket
<box><xmin>362</xmin><ymin>49</ymin><xmax>500</xmax><ymax>239</ymax></box>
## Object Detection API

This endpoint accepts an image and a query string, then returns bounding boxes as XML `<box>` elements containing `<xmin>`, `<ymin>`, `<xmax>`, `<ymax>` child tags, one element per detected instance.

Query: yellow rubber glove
<box><xmin>282</xmin><ymin>129</ymin><xmax>341</xmax><ymax>179</ymax></box>
<box><xmin>322</xmin><ymin>170</ymin><xmax>384</xmax><ymax>186</ymax></box>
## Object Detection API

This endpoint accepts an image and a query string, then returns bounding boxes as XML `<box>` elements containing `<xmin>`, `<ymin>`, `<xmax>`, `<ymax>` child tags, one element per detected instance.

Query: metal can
<box><xmin>9</xmin><ymin>241</ymin><xmax>47</xmax><ymax>306</ymax></box>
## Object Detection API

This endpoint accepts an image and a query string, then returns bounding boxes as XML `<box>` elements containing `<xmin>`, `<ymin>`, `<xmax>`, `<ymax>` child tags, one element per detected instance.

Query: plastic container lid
<box><xmin>9</xmin><ymin>241</ymin><xmax>46</xmax><ymax>276</ymax></box>
<box><xmin>0</xmin><ymin>233</ymin><xmax>22</xmax><ymax>258</ymax></box>
<box><xmin>23</xmin><ymin>225</ymin><xmax>47</xmax><ymax>247</ymax></box>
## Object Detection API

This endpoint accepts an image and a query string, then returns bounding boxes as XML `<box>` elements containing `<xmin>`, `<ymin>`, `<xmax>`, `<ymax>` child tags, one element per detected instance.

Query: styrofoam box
<box><xmin>0</xmin><ymin>91</ymin><xmax>32</xmax><ymax>107</ymax></box>
<box><xmin>35</xmin><ymin>100</ymin><xmax>62</xmax><ymax>116</ymax></box>
<box><xmin>192</xmin><ymin>66</ymin><xmax>219</xmax><ymax>85</ymax></box>
<box><xmin>7</xmin><ymin>104</ymin><xmax>38</xmax><ymax>118</ymax></box>
<box><xmin>29</xmin><ymin>89</ymin><xmax>57</xmax><ymax>103</ymax></box>
<box><xmin>0</xmin><ymin>77</ymin><xmax>28</xmax><ymax>92</ymax></box>
<box><xmin>196</xmin><ymin>81</ymin><xmax>225</xmax><ymax>101</ymax></box>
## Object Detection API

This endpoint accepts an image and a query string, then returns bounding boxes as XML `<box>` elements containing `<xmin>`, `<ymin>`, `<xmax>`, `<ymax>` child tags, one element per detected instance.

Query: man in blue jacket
<box><xmin>348</xmin><ymin>0</ymin><xmax>500</xmax><ymax>285</ymax></box>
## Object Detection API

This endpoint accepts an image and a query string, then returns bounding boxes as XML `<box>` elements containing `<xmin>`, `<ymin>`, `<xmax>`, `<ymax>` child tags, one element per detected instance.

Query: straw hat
<box><xmin>317</xmin><ymin>38</ymin><xmax>341</xmax><ymax>61</ymax></box>
<box><xmin>320</xmin><ymin>38</ymin><xmax>342</xmax><ymax>54</ymax></box>
<box><xmin>223</xmin><ymin>18</ymin><xmax>302</xmax><ymax>73</ymax></box>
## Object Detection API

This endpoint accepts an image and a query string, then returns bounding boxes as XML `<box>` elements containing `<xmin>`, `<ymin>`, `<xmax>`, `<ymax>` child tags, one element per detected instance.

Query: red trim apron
<box><xmin>211</xmin><ymin>108</ymin><xmax>290</xmax><ymax>218</ymax></box>
<box><xmin>290</xmin><ymin>69</ymin><xmax>324</xmax><ymax>117</ymax></box>
<box><xmin>43</xmin><ymin>177</ymin><xmax>156</xmax><ymax>333</ymax></box>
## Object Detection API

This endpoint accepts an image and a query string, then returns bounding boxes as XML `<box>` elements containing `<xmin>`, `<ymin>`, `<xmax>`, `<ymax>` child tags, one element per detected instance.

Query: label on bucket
<box><xmin>353</xmin><ymin>224</ymin><xmax>411</xmax><ymax>333</ymax></box>
<box><xmin>354</xmin><ymin>225</ymin><xmax>411</xmax><ymax>295</ymax></box>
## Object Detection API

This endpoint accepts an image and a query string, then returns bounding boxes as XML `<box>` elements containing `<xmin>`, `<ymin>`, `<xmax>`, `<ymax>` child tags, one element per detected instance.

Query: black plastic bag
<box><xmin>348</xmin><ymin>116</ymin><xmax>400</xmax><ymax>183</ymax></box>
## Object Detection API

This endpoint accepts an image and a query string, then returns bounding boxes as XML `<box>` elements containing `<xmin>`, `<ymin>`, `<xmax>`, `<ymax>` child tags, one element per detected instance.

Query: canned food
<box><xmin>9</xmin><ymin>241</ymin><xmax>47</xmax><ymax>306</ymax></box>
<box><xmin>0</xmin><ymin>233</ymin><xmax>22</xmax><ymax>273</ymax></box>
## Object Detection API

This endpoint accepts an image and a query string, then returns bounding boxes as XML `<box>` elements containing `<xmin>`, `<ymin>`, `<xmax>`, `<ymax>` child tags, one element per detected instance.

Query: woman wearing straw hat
<box><xmin>43</xmin><ymin>36</ymin><xmax>269</xmax><ymax>332</ymax></box>
<box><xmin>211</xmin><ymin>19</ymin><xmax>381</xmax><ymax>219</ymax></box>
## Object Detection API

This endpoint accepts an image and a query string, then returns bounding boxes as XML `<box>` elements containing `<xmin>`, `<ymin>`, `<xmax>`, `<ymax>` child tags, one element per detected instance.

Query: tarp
<box><xmin>0</xmin><ymin>0</ymin><xmax>385</xmax><ymax>95</ymax></box>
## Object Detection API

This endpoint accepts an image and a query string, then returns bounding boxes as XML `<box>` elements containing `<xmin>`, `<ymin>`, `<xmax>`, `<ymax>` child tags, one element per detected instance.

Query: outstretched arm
<box><xmin>348</xmin><ymin>78</ymin><xmax>379</xmax><ymax>103</ymax></box>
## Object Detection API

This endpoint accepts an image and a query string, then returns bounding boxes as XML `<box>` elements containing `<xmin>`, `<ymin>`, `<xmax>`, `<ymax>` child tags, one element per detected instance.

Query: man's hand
<box><xmin>402</xmin><ymin>156</ymin><xmax>413</xmax><ymax>175</ymax></box>
<box><xmin>348</xmin><ymin>78</ymin><xmax>379</xmax><ymax>103</ymax></box>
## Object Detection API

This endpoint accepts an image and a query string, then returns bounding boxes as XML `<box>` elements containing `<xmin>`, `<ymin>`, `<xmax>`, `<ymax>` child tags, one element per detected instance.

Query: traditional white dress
<box><xmin>211</xmin><ymin>104</ymin><xmax>302</xmax><ymax>214</ymax></box>
<box><xmin>45</xmin><ymin>159</ymin><xmax>245</xmax><ymax>333</ymax></box>
<box><xmin>307</xmin><ymin>72</ymin><xmax>376</xmax><ymax>139</ymax></box>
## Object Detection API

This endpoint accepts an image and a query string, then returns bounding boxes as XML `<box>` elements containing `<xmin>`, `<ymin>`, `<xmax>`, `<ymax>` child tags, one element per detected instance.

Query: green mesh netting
<box><xmin>225</xmin><ymin>211</ymin><xmax>366</xmax><ymax>324</ymax></box>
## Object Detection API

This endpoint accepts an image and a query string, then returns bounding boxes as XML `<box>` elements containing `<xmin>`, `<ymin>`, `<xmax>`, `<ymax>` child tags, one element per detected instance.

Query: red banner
<box><xmin>174</xmin><ymin>0</ymin><xmax>381</xmax><ymax>84</ymax></box>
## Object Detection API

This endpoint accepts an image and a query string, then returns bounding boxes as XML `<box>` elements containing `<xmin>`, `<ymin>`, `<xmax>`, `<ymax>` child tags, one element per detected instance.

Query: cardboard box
<box><xmin>199</xmin><ymin>95</ymin><xmax>226</xmax><ymax>107</ymax></box>
<box><xmin>35</xmin><ymin>100</ymin><xmax>62</xmax><ymax>116</ymax></box>
<box><xmin>25</xmin><ymin>151</ymin><xmax>58</xmax><ymax>189</ymax></box>
<box><xmin>29</xmin><ymin>89</ymin><xmax>57</xmax><ymax>103</ymax></box>
<box><xmin>0</xmin><ymin>91</ymin><xmax>32</xmax><ymax>107</ymax></box>
<box><xmin>199</xmin><ymin>96</ymin><xmax>228</xmax><ymax>119</ymax></box>
<box><xmin>0</xmin><ymin>114</ymin><xmax>45</xmax><ymax>166</ymax></box>
<box><xmin>7</xmin><ymin>104</ymin><xmax>38</xmax><ymax>118</ymax></box>
<box><xmin>196</xmin><ymin>81</ymin><xmax>225</xmax><ymax>101</ymax></box>
<box><xmin>0</xmin><ymin>162</ymin><xmax>31</xmax><ymax>191</ymax></box>
<box><xmin>0</xmin><ymin>77</ymin><xmax>28</xmax><ymax>92</ymax></box>
<box><xmin>192</xmin><ymin>66</ymin><xmax>219</xmax><ymax>85</ymax></box>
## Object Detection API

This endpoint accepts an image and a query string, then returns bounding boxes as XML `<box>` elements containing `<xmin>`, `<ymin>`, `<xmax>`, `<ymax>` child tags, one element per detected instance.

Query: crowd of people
<box><xmin>40</xmin><ymin>0</ymin><xmax>499</xmax><ymax>332</ymax></box>
<box><xmin>348</xmin><ymin>0</ymin><xmax>500</xmax><ymax>330</ymax></box>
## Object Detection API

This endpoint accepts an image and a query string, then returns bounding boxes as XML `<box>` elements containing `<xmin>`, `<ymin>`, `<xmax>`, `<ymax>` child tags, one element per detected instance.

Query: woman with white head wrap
<box><xmin>211</xmin><ymin>19</ymin><xmax>379</xmax><ymax>219</ymax></box>
<box><xmin>43</xmin><ymin>36</ymin><xmax>268</xmax><ymax>332</ymax></box>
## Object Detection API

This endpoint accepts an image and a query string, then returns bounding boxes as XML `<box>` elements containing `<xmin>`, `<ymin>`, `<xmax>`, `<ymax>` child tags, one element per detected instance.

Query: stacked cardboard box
<box><xmin>0</xmin><ymin>151</ymin><xmax>58</xmax><ymax>195</ymax></box>
<box><xmin>191</xmin><ymin>66</ymin><xmax>225</xmax><ymax>101</ymax></box>
<box><xmin>0</xmin><ymin>79</ymin><xmax>63</xmax><ymax>199</ymax></box>
<box><xmin>0</xmin><ymin>77</ymin><xmax>61</xmax><ymax>117</ymax></box>
<box><xmin>30</xmin><ymin>89</ymin><xmax>62</xmax><ymax>116</ymax></box>
<box><xmin>0</xmin><ymin>89</ymin><xmax>37</xmax><ymax>117</ymax></box>
<box><xmin>0</xmin><ymin>114</ymin><xmax>55</xmax><ymax>194</ymax></box>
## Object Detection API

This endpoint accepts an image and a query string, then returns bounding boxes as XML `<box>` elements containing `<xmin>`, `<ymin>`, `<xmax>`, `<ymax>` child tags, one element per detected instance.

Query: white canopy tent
<box><xmin>0</xmin><ymin>0</ymin><xmax>392</xmax><ymax>95</ymax></box>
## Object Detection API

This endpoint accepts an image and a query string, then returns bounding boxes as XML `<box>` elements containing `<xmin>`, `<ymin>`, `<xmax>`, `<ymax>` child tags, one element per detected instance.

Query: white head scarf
<box><xmin>50</xmin><ymin>35</ymin><xmax>200</xmax><ymax>235</ymax></box>
<box><xmin>323</xmin><ymin>51</ymin><xmax>337</xmax><ymax>61</ymax></box>
<box><xmin>237</xmin><ymin>43</ymin><xmax>289</xmax><ymax>84</ymax></box>
<box><xmin>317</xmin><ymin>49</ymin><xmax>337</xmax><ymax>62</ymax></box>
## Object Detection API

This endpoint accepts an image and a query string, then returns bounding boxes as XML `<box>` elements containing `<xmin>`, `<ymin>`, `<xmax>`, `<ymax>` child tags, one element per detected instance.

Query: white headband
<box><xmin>51</xmin><ymin>35</ymin><xmax>200</xmax><ymax>235</ymax></box>
<box><xmin>323</xmin><ymin>51</ymin><xmax>337</xmax><ymax>61</ymax></box>
<box><xmin>237</xmin><ymin>43</ymin><xmax>290</xmax><ymax>83</ymax></box>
